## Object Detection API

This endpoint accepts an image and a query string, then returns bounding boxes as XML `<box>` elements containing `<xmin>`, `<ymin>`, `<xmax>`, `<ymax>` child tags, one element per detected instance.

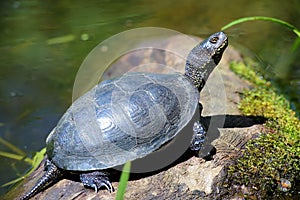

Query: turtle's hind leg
<box><xmin>20</xmin><ymin>159</ymin><xmax>63</xmax><ymax>200</ymax></box>
<box><xmin>80</xmin><ymin>171</ymin><xmax>114</xmax><ymax>193</ymax></box>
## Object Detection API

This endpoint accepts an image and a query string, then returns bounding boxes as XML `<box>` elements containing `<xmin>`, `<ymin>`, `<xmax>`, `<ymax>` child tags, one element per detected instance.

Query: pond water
<box><xmin>0</xmin><ymin>0</ymin><xmax>299</xmax><ymax>197</ymax></box>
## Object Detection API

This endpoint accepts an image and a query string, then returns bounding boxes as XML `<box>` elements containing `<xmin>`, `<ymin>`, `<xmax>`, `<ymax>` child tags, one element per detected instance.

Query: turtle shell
<box><xmin>46</xmin><ymin>71</ymin><xmax>199</xmax><ymax>171</ymax></box>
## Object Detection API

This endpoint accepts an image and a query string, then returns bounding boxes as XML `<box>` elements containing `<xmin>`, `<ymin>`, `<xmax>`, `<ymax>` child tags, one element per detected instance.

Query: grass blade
<box><xmin>0</xmin><ymin>151</ymin><xmax>32</xmax><ymax>164</ymax></box>
<box><xmin>0</xmin><ymin>148</ymin><xmax>46</xmax><ymax>187</ymax></box>
<box><xmin>221</xmin><ymin>16</ymin><xmax>300</xmax><ymax>37</ymax></box>
<box><xmin>1</xmin><ymin>176</ymin><xmax>27</xmax><ymax>188</ymax></box>
<box><xmin>115</xmin><ymin>161</ymin><xmax>131</xmax><ymax>200</ymax></box>
<box><xmin>0</xmin><ymin>137</ymin><xmax>26</xmax><ymax>156</ymax></box>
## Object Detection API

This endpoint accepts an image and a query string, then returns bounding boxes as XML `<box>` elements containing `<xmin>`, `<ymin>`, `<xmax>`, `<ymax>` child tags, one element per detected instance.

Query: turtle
<box><xmin>21</xmin><ymin>31</ymin><xmax>228</xmax><ymax>200</ymax></box>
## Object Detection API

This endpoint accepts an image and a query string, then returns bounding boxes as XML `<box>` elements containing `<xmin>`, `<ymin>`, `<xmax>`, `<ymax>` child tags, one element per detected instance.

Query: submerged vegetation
<box><xmin>225</xmin><ymin>61</ymin><xmax>300</xmax><ymax>198</ymax></box>
<box><xmin>0</xmin><ymin>140</ymin><xmax>45</xmax><ymax>188</ymax></box>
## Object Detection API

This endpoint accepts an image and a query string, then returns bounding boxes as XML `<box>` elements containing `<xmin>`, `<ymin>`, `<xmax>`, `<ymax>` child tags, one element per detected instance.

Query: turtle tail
<box><xmin>20</xmin><ymin>160</ymin><xmax>63</xmax><ymax>200</ymax></box>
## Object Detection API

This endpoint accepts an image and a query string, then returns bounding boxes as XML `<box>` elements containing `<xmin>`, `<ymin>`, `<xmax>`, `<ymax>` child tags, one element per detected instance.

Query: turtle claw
<box><xmin>100</xmin><ymin>179</ymin><xmax>114</xmax><ymax>193</ymax></box>
<box><xmin>80</xmin><ymin>171</ymin><xmax>114</xmax><ymax>193</ymax></box>
<box><xmin>91</xmin><ymin>183</ymin><xmax>98</xmax><ymax>193</ymax></box>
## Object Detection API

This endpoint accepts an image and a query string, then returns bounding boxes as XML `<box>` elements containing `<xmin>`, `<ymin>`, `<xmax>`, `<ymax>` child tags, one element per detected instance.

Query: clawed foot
<box><xmin>80</xmin><ymin>171</ymin><xmax>114</xmax><ymax>193</ymax></box>
<box><xmin>190</xmin><ymin>121</ymin><xmax>207</xmax><ymax>151</ymax></box>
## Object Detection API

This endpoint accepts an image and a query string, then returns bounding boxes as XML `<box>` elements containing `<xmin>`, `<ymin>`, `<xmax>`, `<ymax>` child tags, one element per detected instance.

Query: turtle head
<box><xmin>199</xmin><ymin>31</ymin><xmax>228</xmax><ymax>65</ymax></box>
<box><xmin>185</xmin><ymin>31</ymin><xmax>228</xmax><ymax>91</ymax></box>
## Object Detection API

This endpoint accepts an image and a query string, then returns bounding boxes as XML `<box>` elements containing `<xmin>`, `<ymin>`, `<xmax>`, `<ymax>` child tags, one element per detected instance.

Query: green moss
<box><xmin>226</xmin><ymin>61</ymin><xmax>300</xmax><ymax>198</ymax></box>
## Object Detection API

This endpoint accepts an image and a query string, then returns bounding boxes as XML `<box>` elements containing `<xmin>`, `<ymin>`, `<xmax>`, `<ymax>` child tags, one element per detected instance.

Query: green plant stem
<box><xmin>221</xmin><ymin>16</ymin><xmax>300</xmax><ymax>38</ymax></box>
<box><xmin>116</xmin><ymin>161</ymin><xmax>131</xmax><ymax>200</ymax></box>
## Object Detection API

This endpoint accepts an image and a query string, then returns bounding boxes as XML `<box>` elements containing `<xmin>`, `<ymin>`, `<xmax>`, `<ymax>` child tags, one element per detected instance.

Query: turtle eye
<box><xmin>209</xmin><ymin>37</ymin><xmax>219</xmax><ymax>44</ymax></box>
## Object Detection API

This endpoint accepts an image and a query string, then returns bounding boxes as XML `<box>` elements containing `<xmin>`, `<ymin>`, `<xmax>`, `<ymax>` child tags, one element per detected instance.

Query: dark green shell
<box><xmin>46</xmin><ymin>72</ymin><xmax>199</xmax><ymax>171</ymax></box>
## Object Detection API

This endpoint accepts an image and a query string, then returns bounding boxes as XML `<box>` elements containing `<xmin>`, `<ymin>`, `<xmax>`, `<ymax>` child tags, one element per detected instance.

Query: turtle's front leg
<box><xmin>190</xmin><ymin>103</ymin><xmax>207</xmax><ymax>152</ymax></box>
<box><xmin>190</xmin><ymin>121</ymin><xmax>207</xmax><ymax>151</ymax></box>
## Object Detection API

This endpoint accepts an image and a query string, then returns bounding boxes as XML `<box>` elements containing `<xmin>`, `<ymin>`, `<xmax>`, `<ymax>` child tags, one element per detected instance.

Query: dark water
<box><xmin>0</xmin><ymin>0</ymin><xmax>299</xmax><ymax>196</ymax></box>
